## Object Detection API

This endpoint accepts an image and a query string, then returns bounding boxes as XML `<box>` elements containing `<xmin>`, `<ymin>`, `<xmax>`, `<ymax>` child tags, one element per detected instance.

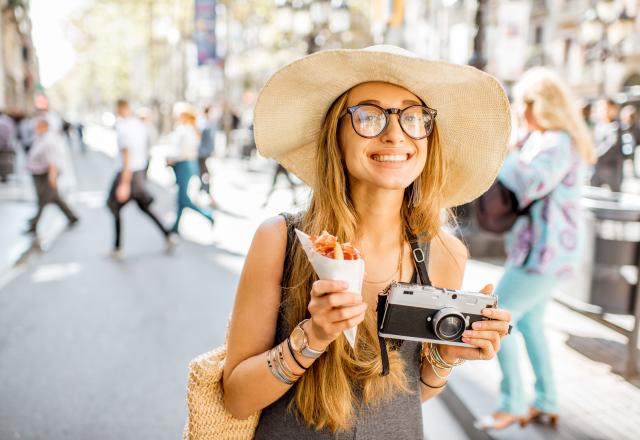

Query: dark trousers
<box><xmin>29</xmin><ymin>173</ymin><xmax>78</xmax><ymax>230</ymax></box>
<box><xmin>107</xmin><ymin>170</ymin><xmax>169</xmax><ymax>250</ymax></box>
<box><xmin>591</xmin><ymin>165</ymin><xmax>623</xmax><ymax>192</ymax></box>
<box><xmin>198</xmin><ymin>156</ymin><xmax>210</xmax><ymax>193</ymax></box>
<box><xmin>264</xmin><ymin>164</ymin><xmax>297</xmax><ymax>205</ymax></box>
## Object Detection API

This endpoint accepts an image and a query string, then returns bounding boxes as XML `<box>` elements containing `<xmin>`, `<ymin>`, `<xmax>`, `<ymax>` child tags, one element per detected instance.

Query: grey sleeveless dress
<box><xmin>254</xmin><ymin>214</ymin><xmax>427</xmax><ymax>440</ymax></box>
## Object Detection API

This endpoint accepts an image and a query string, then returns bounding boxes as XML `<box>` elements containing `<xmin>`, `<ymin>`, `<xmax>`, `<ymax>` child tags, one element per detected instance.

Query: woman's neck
<box><xmin>350</xmin><ymin>183</ymin><xmax>405</xmax><ymax>250</ymax></box>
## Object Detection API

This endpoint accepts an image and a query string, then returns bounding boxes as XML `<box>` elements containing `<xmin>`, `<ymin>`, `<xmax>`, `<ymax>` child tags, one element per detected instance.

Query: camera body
<box><xmin>378</xmin><ymin>281</ymin><xmax>498</xmax><ymax>347</ymax></box>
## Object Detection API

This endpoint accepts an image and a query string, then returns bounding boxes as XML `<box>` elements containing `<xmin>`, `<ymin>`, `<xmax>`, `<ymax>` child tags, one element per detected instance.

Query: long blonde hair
<box><xmin>514</xmin><ymin>67</ymin><xmax>596</xmax><ymax>164</ymax></box>
<box><xmin>283</xmin><ymin>89</ymin><xmax>448</xmax><ymax>432</ymax></box>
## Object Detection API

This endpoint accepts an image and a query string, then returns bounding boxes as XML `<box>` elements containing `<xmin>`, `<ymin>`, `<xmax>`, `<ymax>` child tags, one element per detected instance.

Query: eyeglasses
<box><xmin>340</xmin><ymin>103</ymin><xmax>437</xmax><ymax>140</ymax></box>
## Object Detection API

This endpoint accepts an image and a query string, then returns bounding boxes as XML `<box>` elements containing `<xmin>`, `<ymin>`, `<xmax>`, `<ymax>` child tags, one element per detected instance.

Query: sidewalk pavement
<box><xmin>447</xmin><ymin>259</ymin><xmax>640</xmax><ymax>440</ymax></box>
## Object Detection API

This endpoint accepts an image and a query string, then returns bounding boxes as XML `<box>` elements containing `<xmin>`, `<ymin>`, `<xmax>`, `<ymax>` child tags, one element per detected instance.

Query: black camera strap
<box><xmin>378</xmin><ymin>229</ymin><xmax>430</xmax><ymax>376</ymax></box>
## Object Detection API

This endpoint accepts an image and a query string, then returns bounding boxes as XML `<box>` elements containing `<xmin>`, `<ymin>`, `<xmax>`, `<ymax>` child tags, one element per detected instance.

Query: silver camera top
<box><xmin>386</xmin><ymin>281</ymin><xmax>497</xmax><ymax>314</ymax></box>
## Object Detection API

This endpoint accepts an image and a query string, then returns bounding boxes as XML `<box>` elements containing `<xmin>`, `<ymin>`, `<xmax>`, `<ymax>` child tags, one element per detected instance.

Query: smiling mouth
<box><xmin>370</xmin><ymin>153</ymin><xmax>411</xmax><ymax>163</ymax></box>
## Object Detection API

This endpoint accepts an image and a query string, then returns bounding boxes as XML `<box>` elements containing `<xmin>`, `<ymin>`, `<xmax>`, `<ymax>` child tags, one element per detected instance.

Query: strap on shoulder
<box><xmin>406</xmin><ymin>229</ymin><xmax>431</xmax><ymax>286</ymax></box>
<box><xmin>378</xmin><ymin>228</ymin><xmax>431</xmax><ymax>376</ymax></box>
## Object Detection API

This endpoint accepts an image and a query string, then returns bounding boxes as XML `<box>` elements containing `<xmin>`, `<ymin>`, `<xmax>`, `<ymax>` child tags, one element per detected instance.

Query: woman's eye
<box><xmin>362</xmin><ymin>114</ymin><xmax>381</xmax><ymax>123</ymax></box>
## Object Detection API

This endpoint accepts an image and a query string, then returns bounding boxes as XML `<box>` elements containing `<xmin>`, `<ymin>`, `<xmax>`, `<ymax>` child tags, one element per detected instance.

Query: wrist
<box><xmin>437</xmin><ymin>345</ymin><xmax>461</xmax><ymax>366</ymax></box>
<box><xmin>302</xmin><ymin>319</ymin><xmax>331</xmax><ymax>352</ymax></box>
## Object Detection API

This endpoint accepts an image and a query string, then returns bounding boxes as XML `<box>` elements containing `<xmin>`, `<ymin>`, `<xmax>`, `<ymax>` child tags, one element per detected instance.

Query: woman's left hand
<box><xmin>437</xmin><ymin>284</ymin><xmax>512</xmax><ymax>362</ymax></box>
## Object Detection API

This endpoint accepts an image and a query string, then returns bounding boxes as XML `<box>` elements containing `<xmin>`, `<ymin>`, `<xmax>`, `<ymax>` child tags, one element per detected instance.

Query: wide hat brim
<box><xmin>254</xmin><ymin>46</ymin><xmax>511</xmax><ymax>208</ymax></box>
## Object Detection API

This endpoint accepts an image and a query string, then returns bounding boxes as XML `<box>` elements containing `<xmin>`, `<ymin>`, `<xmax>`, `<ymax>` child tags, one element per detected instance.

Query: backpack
<box><xmin>474</xmin><ymin>179</ymin><xmax>532</xmax><ymax>233</ymax></box>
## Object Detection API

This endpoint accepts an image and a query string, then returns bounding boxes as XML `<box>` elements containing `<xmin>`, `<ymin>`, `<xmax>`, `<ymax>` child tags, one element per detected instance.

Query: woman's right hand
<box><xmin>305</xmin><ymin>280</ymin><xmax>368</xmax><ymax>350</ymax></box>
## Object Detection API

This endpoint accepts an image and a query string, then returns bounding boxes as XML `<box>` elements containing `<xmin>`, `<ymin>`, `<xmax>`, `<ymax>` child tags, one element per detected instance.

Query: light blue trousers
<box><xmin>494</xmin><ymin>265</ymin><xmax>558</xmax><ymax>415</ymax></box>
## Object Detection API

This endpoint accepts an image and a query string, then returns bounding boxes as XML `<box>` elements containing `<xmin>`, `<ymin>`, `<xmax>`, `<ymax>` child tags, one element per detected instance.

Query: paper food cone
<box><xmin>295</xmin><ymin>229</ymin><xmax>365</xmax><ymax>349</ymax></box>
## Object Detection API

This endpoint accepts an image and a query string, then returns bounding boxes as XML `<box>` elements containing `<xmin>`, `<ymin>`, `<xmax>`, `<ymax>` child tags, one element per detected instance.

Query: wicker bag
<box><xmin>183</xmin><ymin>344</ymin><xmax>260</xmax><ymax>440</ymax></box>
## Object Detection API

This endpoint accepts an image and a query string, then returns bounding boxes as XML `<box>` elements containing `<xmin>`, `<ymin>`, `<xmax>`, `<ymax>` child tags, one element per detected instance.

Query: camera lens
<box><xmin>432</xmin><ymin>308</ymin><xmax>466</xmax><ymax>341</ymax></box>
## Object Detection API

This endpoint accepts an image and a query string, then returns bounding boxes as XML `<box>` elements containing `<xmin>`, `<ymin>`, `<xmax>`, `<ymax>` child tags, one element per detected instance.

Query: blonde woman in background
<box><xmin>221</xmin><ymin>46</ymin><xmax>513</xmax><ymax>438</ymax></box>
<box><xmin>168</xmin><ymin>105</ymin><xmax>214</xmax><ymax>233</ymax></box>
<box><xmin>478</xmin><ymin>68</ymin><xmax>596</xmax><ymax>430</ymax></box>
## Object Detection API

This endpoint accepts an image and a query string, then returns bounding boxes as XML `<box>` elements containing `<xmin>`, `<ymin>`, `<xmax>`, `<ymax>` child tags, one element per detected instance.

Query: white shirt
<box><xmin>169</xmin><ymin>124</ymin><xmax>199</xmax><ymax>161</ymax></box>
<box><xmin>116</xmin><ymin>117</ymin><xmax>148</xmax><ymax>172</ymax></box>
<box><xmin>26</xmin><ymin>132</ymin><xmax>65</xmax><ymax>175</ymax></box>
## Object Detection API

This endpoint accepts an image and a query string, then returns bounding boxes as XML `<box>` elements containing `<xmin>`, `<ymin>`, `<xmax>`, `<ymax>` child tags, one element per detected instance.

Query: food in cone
<box><xmin>295</xmin><ymin>229</ymin><xmax>365</xmax><ymax>349</ymax></box>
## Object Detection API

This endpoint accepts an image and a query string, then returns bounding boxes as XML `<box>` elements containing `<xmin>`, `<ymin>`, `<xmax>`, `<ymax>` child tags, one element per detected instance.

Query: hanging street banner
<box><xmin>194</xmin><ymin>0</ymin><xmax>217</xmax><ymax>65</ymax></box>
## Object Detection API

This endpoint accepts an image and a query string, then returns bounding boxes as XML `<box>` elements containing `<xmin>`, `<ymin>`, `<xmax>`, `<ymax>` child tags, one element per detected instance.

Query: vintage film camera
<box><xmin>378</xmin><ymin>281</ymin><xmax>498</xmax><ymax>347</ymax></box>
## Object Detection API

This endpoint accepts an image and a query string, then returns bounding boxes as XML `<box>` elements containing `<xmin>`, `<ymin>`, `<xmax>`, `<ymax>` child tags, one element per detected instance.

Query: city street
<box><xmin>0</xmin><ymin>131</ymin><xmax>467</xmax><ymax>440</ymax></box>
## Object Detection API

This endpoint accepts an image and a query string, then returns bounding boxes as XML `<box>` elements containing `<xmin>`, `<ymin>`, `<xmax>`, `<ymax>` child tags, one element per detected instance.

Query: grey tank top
<box><xmin>254</xmin><ymin>214</ymin><xmax>429</xmax><ymax>440</ymax></box>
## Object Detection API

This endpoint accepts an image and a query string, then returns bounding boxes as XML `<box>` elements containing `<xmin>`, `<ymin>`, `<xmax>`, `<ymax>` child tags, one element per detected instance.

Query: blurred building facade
<box><xmin>386</xmin><ymin>0</ymin><xmax>640</xmax><ymax>98</ymax></box>
<box><xmin>0</xmin><ymin>0</ymin><xmax>39</xmax><ymax>113</ymax></box>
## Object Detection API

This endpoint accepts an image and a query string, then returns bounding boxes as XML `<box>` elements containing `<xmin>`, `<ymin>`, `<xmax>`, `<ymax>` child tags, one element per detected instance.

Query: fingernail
<box><xmin>462</xmin><ymin>337</ymin><xmax>470</xmax><ymax>342</ymax></box>
<box><xmin>472</xmin><ymin>322</ymin><xmax>482</xmax><ymax>330</ymax></box>
<box><xmin>463</xmin><ymin>330</ymin><xmax>473</xmax><ymax>337</ymax></box>
<box><xmin>340</xmin><ymin>282</ymin><xmax>349</xmax><ymax>289</ymax></box>
<box><xmin>482</xmin><ymin>308</ymin><xmax>493</xmax><ymax>317</ymax></box>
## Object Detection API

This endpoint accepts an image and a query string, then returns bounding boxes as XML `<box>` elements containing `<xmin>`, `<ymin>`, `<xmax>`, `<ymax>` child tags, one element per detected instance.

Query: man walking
<box><xmin>107</xmin><ymin>99</ymin><xmax>173</xmax><ymax>257</ymax></box>
<box><xmin>25</xmin><ymin>118</ymin><xmax>79</xmax><ymax>234</ymax></box>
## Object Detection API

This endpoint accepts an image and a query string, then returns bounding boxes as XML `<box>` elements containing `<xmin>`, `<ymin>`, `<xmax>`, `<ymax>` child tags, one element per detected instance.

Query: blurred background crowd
<box><xmin>1</xmin><ymin>1</ymin><xmax>640</xmax><ymax>439</ymax></box>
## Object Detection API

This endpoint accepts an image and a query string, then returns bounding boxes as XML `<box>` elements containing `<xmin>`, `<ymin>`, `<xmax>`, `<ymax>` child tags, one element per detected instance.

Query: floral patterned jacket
<box><xmin>498</xmin><ymin>130</ymin><xmax>586</xmax><ymax>277</ymax></box>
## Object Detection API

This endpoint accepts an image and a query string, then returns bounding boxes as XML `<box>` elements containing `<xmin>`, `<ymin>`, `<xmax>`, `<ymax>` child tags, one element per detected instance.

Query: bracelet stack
<box><xmin>420</xmin><ymin>343</ymin><xmax>465</xmax><ymax>384</ymax></box>
<box><xmin>267</xmin><ymin>342</ymin><xmax>303</xmax><ymax>385</ymax></box>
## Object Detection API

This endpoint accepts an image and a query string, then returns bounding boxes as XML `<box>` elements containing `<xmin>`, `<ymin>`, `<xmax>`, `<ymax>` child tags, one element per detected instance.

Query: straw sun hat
<box><xmin>253</xmin><ymin>45</ymin><xmax>511</xmax><ymax>208</ymax></box>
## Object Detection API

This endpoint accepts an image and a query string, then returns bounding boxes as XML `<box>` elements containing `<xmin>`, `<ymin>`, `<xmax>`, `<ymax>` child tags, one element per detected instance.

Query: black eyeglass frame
<box><xmin>340</xmin><ymin>103</ymin><xmax>437</xmax><ymax>140</ymax></box>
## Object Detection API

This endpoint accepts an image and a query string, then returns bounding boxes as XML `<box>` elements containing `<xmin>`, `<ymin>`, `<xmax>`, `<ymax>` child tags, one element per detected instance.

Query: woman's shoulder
<box><xmin>427</xmin><ymin>229</ymin><xmax>467</xmax><ymax>289</ymax></box>
<box><xmin>432</xmin><ymin>229</ymin><xmax>468</xmax><ymax>262</ymax></box>
<box><xmin>541</xmin><ymin>130</ymin><xmax>572</xmax><ymax>148</ymax></box>
<box><xmin>255</xmin><ymin>215</ymin><xmax>288</xmax><ymax>240</ymax></box>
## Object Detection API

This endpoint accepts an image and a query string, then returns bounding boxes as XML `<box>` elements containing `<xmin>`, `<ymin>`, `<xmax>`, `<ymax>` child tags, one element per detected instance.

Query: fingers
<box><xmin>461</xmin><ymin>337</ymin><xmax>496</xmax><ymax>360</ymax></box>
<box><xmin>311</xmin><ymin>280</ymin><xmax>350</xmax><ymax>297</ymax></box>
<box><xmin>479</xmin><ymin>284</ymin><xmax>494</xmax><ymax>295</ymax></box>
<box><xmin>471</xmin><ymin>319</ymin><xmax>511</xmax><ymax>336</ymax></box>
<box><xmin>482</xmin><ymin>307</ymin><xmax>512</xmax><ymax>324</ymax></box>
<box><xmin>463</xmin><ymin>330</ymin><xmax>501</xmax><ymax>351</ymax></box>
<box><xmin>326</xmin><ymin>303</ymin><xmax>367</xmax><ymax>323</ymax></box>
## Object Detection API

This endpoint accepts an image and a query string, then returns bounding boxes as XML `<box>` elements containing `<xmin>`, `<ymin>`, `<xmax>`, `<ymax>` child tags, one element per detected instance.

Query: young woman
<box><xmin>223</xmin><ymin>46</ymin><xmax>513</xmax><ymax>438</ymax></box>
<box><xmin>167</xmin><ymin>106</ymin><xmax>214</xmax><ymax>233</ymax></box>
<box><xmin>479</xmin><ymin>68</ymin><xmax>596</xmax><ymax>430</ymax></box>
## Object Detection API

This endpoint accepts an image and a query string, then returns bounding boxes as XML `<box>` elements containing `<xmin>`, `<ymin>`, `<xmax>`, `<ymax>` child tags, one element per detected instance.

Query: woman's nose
<box><xmin>380</xmin><ymin>114</ymin><xmax>405</xmax><ymax>143</ymax></box>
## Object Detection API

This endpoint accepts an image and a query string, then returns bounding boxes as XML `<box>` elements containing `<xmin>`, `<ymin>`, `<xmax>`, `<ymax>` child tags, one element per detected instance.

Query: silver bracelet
<box><xmin>277</xmin><ymin>343</ymin><xmax>301</xmax><ymax>382</ymax></box>
<box><xmin>431</xmin><ymin>344</ymin><xmax>465</xmax><ymax>368</ymax></box>
<box><xmin>267</xmin><ymin>347</ymin><xmax>294</xmax><ymax>385</ymax></box>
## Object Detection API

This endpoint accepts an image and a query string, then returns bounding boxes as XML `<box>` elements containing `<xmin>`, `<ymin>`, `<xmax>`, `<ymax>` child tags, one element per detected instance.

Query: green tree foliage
<box><xmin>50</xmin><ymin>0</ymin><xmax>193</xmax><ymax>113</ymax></box>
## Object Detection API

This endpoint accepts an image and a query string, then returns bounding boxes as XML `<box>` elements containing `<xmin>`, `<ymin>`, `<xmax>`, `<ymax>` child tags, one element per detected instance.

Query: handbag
<box><xmin>474</xmin><ymin>179</ymin><xmax>533</xmax><ymax>234</ymax></box>
<box><xmin>182</xmin><ymin>342</ymin><xmax>260</xmax><ymax>440</ymax></box>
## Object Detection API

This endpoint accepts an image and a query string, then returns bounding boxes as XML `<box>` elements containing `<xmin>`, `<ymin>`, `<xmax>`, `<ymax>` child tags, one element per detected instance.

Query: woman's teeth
<box><xmin>371</xmin><ymin>154</ymin><xmax>408</xmax><ymax>162</ymax></box>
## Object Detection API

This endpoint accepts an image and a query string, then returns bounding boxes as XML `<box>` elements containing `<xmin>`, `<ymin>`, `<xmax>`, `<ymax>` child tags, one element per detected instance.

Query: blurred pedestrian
<box><xmin>107</xmin><ymin>99</ymin><xmax>173</xmax><ymax>258</ymax></box>
<box><xmin>24</xmin><ymin>118</ymin><xmax>79</xmax><ymax>234</ymax></box>
<box><xmin>262</xmin><ymin>162</ymin><xmax>298</xmax><ymax>208</ymax></box>
<box><xmin>591</xmin><ymin>98</ymin><xmax>623</xmax><ymax>192</ymax></box>
<box><xmin>581</xmin><ymin>101</ymin><xmax>595</xmax><ymax>131</ymax></box>
<box><xmin>477</xmin><ymin>68</ymin><xmax>596</xmax><ymax>430</ymax></box>
<box><xmin>0</xmin><ymin>111</ymin><xmax>17</xmax><ymax>182</ymax></box>
<box><xmin>76</xmin><ymin>121</ymin><xmax>87</xmax><ymax>154</ymax></box>
<box><xmin>167</xmin><ymin>105</ymin><xmax>214</xmax><ymax>233</ymax></box>
<box><xmin>137</xmin><ymin>107</ymin><xmax>157</xmax><ymax>173</ymax></box>
<box><xmin>620</xmin><ymin>105</ymin><xmax>640</xmax><ymax>177</ymax></box>
<box><xmin>197</xmin><ymin>105</ymin><xmax>216</xmax><ymax>195</ymax></box>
